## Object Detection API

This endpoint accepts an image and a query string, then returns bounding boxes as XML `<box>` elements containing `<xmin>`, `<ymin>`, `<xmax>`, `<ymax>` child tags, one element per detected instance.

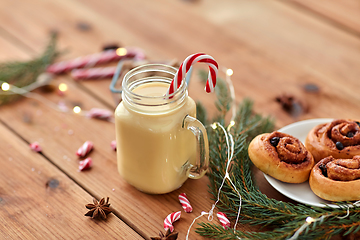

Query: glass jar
<box><xmin>115</xmin><ymin>64</ymin><xmax>209</xmax><ymax>194</ymax></box>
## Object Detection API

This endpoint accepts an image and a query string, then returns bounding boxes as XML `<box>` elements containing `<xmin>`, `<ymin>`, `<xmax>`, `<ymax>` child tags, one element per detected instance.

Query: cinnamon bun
<box><xmin>248</xmin><ymin>131</ymin><xmax>314</xmax><ymax>183</ymax></box>
<box><xmin>309</xmin><ymin>156</ymin><xmax>360</xmax><ymax>201</ymax></box>
<box><xmin>305</xmin><ymin>119</ymin><xmax>360</xmax><ymax>163</ymax></box>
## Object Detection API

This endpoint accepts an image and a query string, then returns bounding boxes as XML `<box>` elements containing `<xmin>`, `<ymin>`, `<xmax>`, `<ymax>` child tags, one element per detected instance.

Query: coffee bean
<box><xmin>270</xmin><ymin>137</ymin><xmax>280</xmax><ymax>147</ymax></box>
<box><xmin>336</xmin><ymin>141</ymin><xmax>344</xmax><ymax>150</ymax></box>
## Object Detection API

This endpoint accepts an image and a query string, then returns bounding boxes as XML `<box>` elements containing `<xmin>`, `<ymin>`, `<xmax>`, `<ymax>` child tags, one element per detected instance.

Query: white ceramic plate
<box><xmin>263</xmin><ymin>118</ymin><xmax>335</xmax><ymax>207</ymax></box>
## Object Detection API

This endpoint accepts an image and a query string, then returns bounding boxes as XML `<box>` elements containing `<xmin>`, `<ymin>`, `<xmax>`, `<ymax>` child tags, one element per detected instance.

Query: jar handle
<box><xmin>182</xmin><ymin>115</ymin><xmax>209</xmax><ymax>179</ymax></box>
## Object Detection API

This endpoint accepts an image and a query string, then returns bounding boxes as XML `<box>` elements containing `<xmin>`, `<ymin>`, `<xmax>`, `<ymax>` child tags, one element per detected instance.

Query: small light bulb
<box><xmin>58</xmin><ymin>83</ymin><xmax>68</xmax><ymax>92</ymax></box>
<box><xmin>226</xmin><ymin>68</ymin><xmax>233</xmax><ymax>76</ymax></box>
<box><xmin>116</xmin><ymin>48</ymin><xmax>127</xmax><ymax>56</ymax></box>
<box><xmin>1</xmin><ymin>82</ymin><xmax>10</xmax><ymax>91</ymax></box>
<box><xmin>229</xmin><ymin>120</ymin><xmax>235</xmax><ymax>127</ymax></box>
<box><xmin>73</xmin><ymin>106</ymin><xmax>82</xmax><ymax>114</ymax></box>
<box><xmin>211</xmin><ymin>123</ymin><xmax>217</xmax><ymax>130</ymax></box>
<box><xmin>306</xmin><ymin>217</ymin><xmax>314</xmax><ymax>224</ymax></box>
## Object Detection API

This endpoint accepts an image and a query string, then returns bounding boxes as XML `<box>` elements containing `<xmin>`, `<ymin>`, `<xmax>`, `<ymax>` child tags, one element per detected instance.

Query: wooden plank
<box><xmin>0</xmin><ymin>78</ymin><xmax>226</xmax><ymax>239</ymax></box>
<box><xmin>0</xmin><ymin>0</ymin><xmax>358</xmax><ymax>239</ymax></box>
<box><xmin>1</xmin><ymin>0</ymin><xmax>359</xmax><ymax>127</ymax></box>
<box><xmin>179</xmin><ymin>0</ymin><xmax>360</xmax><ymax>126</ymax></box>
<box><xmin>0</xmin><ymin>35</ymin><xmax>226</xmax><ymax>239</ymax></box>
<box><xmin>0</xmin><ymin>122</ymin><xmax>142</xmax><ymax>239</ymax></box>
<box><xmin>287</xmin><ymin>0</ymin><xmax>360</xmax><ymax>37</ymax></box>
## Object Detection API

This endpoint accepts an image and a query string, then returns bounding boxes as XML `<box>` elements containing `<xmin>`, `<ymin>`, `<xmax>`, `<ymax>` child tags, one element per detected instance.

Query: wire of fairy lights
<box><xmin>0</xmin><ymin>80</ymin><xmax>111</xmax><ymax>121</ymax></box>
<box><xmin>186</xmin><ymin>67</ymin><xmax>241</xmax><ymax>239</ymax></box>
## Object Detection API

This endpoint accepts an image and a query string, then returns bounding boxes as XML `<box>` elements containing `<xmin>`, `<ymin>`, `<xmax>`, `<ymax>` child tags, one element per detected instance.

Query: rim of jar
<box><xmin>122</xmin><ymin>64</ymin><xmax>188</xmax><ymax>108</ymax></box>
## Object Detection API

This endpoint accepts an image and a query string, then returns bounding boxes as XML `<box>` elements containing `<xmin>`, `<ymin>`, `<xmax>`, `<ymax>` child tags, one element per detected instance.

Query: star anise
<box><xmin>150</xmin><ymin>229</ymin><xmax>178</xmax><ymax>240</ymax></box>
<box><xmin>275</xmin><ymin>93</ymin><xmax>308</xmax><ymax>117</ymax></box>
<box><xmin>85</xmin><ymin>197</ymin><xmax>112</xmax><ymax>220</ymax></box>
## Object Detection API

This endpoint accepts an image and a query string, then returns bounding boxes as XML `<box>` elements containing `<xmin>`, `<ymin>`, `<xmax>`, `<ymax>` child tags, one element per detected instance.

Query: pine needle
<box><xmin>196</xmin><ymin>70</ymin><xmax>360</xmax><ymax>239</ymax></box>
<box><xmin>0</xmin><ymin>32</ymin><xmax>59</xmax><ymax>105</ymax></box>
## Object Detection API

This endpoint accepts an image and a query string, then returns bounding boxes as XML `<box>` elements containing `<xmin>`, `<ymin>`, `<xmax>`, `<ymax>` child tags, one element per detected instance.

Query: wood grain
<box><xmin>1</xmin><ymin>0</ymin><xmax>360</xmax><ymax>128</ymax></box>
<box><xmin>0</xmin><ymin>35</ymin><xmax>220</xmax><ymax>239</ymax></box>
<box><xmin>289</xmin><ymin>0</ymin><xmax>360</xmax><ymax>36</ymax></box>
<box><xmin>0</xmin><ymin>120</ymin><xmax>142</xmax><ymax>239</ymax></box>
<box><xmin>0</xmin><ymin>0</ymin><xmax>359</xmax><ymax>239</ymax></box>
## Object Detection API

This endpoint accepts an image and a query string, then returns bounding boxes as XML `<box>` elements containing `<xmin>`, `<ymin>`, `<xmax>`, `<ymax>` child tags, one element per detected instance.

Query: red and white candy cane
<box><xmin>86</xmin><ymin>108</ymin><xmax>113</xmax><ymax>120</ymax></box>
<box><xmin>30</xmin><ymin>142</ymin><xmax>42</xmax><ymax>152</ymax></box>
<box><xmin>178</xmin><ymin>193</ymin><xmax>193</xmax><ymax>213</ymax></box>
<box><xmin>76</xmin><ymin>141</ymin><xmax>94</xmax><ymax>157</ymax></box>
<box><xmin>47</xmin><ymin>48</ymin><xmax>145</xmax><ymax>74</ymax></box>
<box><xmin>71</xmin><ymin>66</ymin><xmax>117</xmax><ymax>80</ymax></box>
<box><xmin>79</xmin><ymin>157</ymin><xmax>93</xmax><ymax>171</ymax></box>
<box><xmin>164</xmin><ymin>211</ymin><xmax>181</xmax><ymax>232</ymax></box>
<box><xmin>217</xmin><ymin>212</ymin><xmax>230</xmax><ymax>230</ymax></box>
<box><xmin>166</xmin><ymin>53</ymin><xmax>218</xmax><ymax>97</ymax></box>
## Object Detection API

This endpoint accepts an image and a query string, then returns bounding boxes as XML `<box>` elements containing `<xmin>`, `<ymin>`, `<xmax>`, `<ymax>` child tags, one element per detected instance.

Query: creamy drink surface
<box><xmin>115</xmin><ymin>81</ymin><xmax>196</xmax><ymax>194</ymax></box>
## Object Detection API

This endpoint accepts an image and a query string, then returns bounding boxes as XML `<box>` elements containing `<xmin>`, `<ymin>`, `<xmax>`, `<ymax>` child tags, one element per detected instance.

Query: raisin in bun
<box><xmin>309</xmin><ymin>156</ymin><xmax>360</xmax><ymax>201</ymax></box>
<box><xmin>305</xmin><ymin>119</ymin><xmax>360</xmax><ymax>163</ymax></box>
<box><xmin>248</xmin><ymin>131</ymin><xmax>314</xmax><ymax>183</ymax></box>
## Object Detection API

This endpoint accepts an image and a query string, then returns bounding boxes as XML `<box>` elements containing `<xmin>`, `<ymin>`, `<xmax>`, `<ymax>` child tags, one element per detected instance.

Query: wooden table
<box><xmin>0</xmin><ymin>0</ymin><xmax>359</xmax><ymax>239</ymax></box>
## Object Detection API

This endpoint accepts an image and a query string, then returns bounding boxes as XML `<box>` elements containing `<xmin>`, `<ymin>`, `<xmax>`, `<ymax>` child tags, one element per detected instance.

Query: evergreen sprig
<box><xmin>0</xmin><ymin>32</ymin><xmax>59</xmax><ymax>105</ymax></box>
<box><xmin>195</xmin><ymin>72</ymin><xmax>360</xmax><ymax>239</ymax></box>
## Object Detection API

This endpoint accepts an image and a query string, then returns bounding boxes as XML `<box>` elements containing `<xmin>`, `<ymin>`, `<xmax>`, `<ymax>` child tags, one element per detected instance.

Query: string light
<box><xmin>288</xmin><ymin>200</ymin><xmax>360</xmax><ymax>239</ymax></box>
<box><xmin>305</xmin><ymin>216</ymin><xmax>314</xmax><ymax>224</ymax></box>
<box><xmin>223</xmin><ymin>67</ymin><xmax>237</xmax><ymax>124</ymax></box>
<box><xmin>1</xmin><ymin>82</ymin><xmax>10</xmax><ymax>91</ymax></box>
<box><xmin>116</xmin><ymin>48</ymin><xmax>127</xmax><ymax>56</ymax></box>
<box><xmin>227</xmin><ymin>120</ymin><xmax>236</xmax><ymax>131</ymax></box>
<box><xmin>226</xmin><ymin>68</ymin><xmax>233</xmax><ymax>76</ymax></box>
<box><xmin>73</xmin><ymin>106</ymin><xmax>82</xmax><ymax>114</ymax></box>
<box><xmin>58</xmin><ymin>83</ymin><xmax>68</xmax><ymax>92</ymax></box>
<box><xmin>186</xmin><ymin>122</ymin><xmax>241</xmax><ymax>240</ymax></box>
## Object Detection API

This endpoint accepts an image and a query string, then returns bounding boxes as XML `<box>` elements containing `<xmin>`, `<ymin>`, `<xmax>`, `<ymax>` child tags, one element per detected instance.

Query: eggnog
<box><xmin>115</xmin><ymin>81</ymin><xmax>197</xmax><ymax>194</ymax></box>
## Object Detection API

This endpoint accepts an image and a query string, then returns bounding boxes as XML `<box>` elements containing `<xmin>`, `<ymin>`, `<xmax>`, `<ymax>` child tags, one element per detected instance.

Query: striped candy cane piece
<box><xmin>166</xmin><ymin>53</ymin><xmax>218</xmax><ymax>97</ymax></box>
<box><xmin>76</xmin><ymin>141</ymin><xmax>94</xmax><ymax>157</ymax></box>
<box><xmin>86</xmin><ymin>108</ymin><xmax>113</xmax><ymax>120</ymax></box>
<box><xmin>71</xmin><ymin>66</ymin><xmax>117</xmax><ymax>80</ymax></box>
<box><xmin>79</xmin><ymin>157</ymin><xmax>93</xmax><ymax>171</ymax></box>
<box><xmin>164</xmin><ymin>211</ymin><xmax>181</xmax><ymax>232</ymax></box>
<box><xmin>30</xmin><ymin>142</ymin><xmax>42</xmax><ymax>152</ymax></box>
<box><xmin>47</xmin><ymin>48</ymin><xmax>145</xmax><ymax>74</ymax></box>
<box><xmin>178</xmin><ymin>193</ymin><xmax>193</xmax><ymax>213</ymax></box>
<box><xmin>217</xmin><ymin>212</ymin><xmax>230</xmax><ymax>229</ymax></box>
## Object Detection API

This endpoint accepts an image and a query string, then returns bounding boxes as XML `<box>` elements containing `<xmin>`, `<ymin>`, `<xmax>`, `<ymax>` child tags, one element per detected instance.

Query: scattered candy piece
<box><xmin>178</xmin><ymin>193</ymin><xmax>193</xmax><ymax>213</ymax></box>
<box><xmin>76</xmin><ymin>141</ymin><xmax>94</xmax><ymax>157</ymax></box>
<box><xmin>86</xmin><ymin>108</ymin><xmax>113</xmax><ymax>120</ymax></box>
<box><xmin>79</xmin><ymin>157</ymin><xmax>93</xmax><ymax>171</ymax></box>
<box><xmin>164</xmin><ymin>211</ymin><xmax>181</xmax><ymax>233</ymax></box>
<box><xmin>30</xmin><ymin>142</ymin><xmax>42</xmax><ymax>152</ymax></box>
<box><xmin>217</xmin><ymin>212</ymin><xmax>230</xmax><ymax>229</ymax></box>
<box><xmin>111</xmin><ymin>140</ymin><xmax>117</xmax><ymax>151</ymax></box>
<box><xmin>57</xmin><ymin>101</ymin><xmax>68</xmax><ymax>112</ymax></box>
<box><xmin>71</xmin><ymin>67</ymin><xmax>117</xmax><ymax>80</ymax></box>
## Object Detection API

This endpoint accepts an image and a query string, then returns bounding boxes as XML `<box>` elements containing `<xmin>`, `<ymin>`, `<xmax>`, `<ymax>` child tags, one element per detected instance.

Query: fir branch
<box><xmin>195</xmin><ymin>76</ymin><xmax>360</xmax><ymax>239</ymax></box>
<box><xmin>0</xmin><ymin>32</ymin><xmax>59</xmax><ymax>105</ymax></box>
